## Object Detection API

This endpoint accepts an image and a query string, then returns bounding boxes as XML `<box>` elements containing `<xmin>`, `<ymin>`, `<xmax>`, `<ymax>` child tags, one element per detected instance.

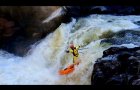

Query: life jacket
<box><xmin>72</xmin><ymin>47</ymin><xmax>79</xmax><ymax>57</ymax></box>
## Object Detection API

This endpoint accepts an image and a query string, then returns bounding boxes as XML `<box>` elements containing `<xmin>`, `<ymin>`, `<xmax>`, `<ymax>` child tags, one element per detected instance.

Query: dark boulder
<box><xmin>0</xmin><ymin>6</ymin><xmax>67</xmax><ymax>56</ymax></box>
<box><xmin>91</xmin><ymin>46</ymin><xmax>140</xmax><ymax>85</ymax></box>
<box><xmin>64</xmin><ymin>6</ymin><xmax>140</xmax><ymax>19</ymax></box>
<box><xmin>101</xmin><ymin>30</ymin><xmax>140</xmax><ymax>46</ymax></box>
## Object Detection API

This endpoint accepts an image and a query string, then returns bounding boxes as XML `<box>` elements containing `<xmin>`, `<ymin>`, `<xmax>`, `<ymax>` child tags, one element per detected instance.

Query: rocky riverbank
<box><xmin>91</xmin><ymin>46</ymin><xmax>140</xmax><ymax>85</ymax></box>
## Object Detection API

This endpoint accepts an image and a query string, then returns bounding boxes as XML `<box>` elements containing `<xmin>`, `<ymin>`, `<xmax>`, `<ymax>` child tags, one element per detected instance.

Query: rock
<box><xmin>101</xmin><ymin>30</ymin><xmax>140</xmax><ymax>46</ymax></box>
<box><xmin>91</xmin><ymin>46</ymin><xmax>140</xmax><ymax>85</ymax></box>
<box><xmin>64</xmin><ymin>6</ymin><xmax>140</xmax><ymax>19</ymax></box>
<box><xmin>102</xmin><ymin>46</ymin><xmax>128</xmax><ymax>57</ymax></box>
<box><xmin>105</xmin><ymin>74</ymin><xmax>127</xmax><ymax>85</ymax></box>
<box><xmin>136</xmin><ymin>50</ymin><xmax>140</xmax><ymax>54</ymax></box>
<box><xmin>132</xmin><ymin>79</ymin><xmax>140</xmax><ymax>85</ymax></box>
<box><xmin>0</xmin><ymin>6</ymin><xmax>67</xmax><ymax>56</ymax></box>
<box><xmin>64</xmin><ymin>6</ymin><xmax>120</xmax><ymax>18</ymax></box>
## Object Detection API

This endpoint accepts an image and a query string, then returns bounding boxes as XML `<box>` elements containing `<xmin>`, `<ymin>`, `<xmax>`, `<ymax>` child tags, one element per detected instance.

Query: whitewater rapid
<box><xmin>0</xmin><ymin>15</ymin><xmax>140</xmax><ymax>85</ymax></box>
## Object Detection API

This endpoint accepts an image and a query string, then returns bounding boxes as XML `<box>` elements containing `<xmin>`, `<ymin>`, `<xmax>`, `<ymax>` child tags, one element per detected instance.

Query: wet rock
<box><xmin>101</xmin><ymin>30</ymin><xmax>140</xmax><ymax>46</ymax></box>
<box><xmin>136</xmin><ymin>50</ymin><xmax>140</xmax><ymax>54</ymax></box>
<box><xmin>132</xmin><ymin>79</ymin><xmax>140</xmax><ymax>85</ymax></box>
<box><xmin>0</xmin><ymin>6</ymin><xmax>67</xmax><ymax>56</ymax></box>
<box><xmin>105</xmin><ymin>74</ymin><xmax>128</xmax><ymax>85</ymax></box>
<box><xmin>64</xmin><ymin>6</ymin><xmax>140</xmax><ymax>19</ymax></box>
<box><xmin>91</xmin><ymin>46</ymin><xmax>140</xmax><ymax>85</ymax></box>
<box><xmin>103</xmin><ymin>46</ymin><xmax>128</xmax><ymax>57</ymax></box>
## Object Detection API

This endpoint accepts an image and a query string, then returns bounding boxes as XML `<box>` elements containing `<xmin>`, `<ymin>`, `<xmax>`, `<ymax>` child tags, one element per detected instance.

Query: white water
<box><xmin>0</xmin><ymin>15</ymin><xmax>140</xmax><ymax>85</ymax></box>
<box><xmin>43</xmin><ymin>7</ymin><xmax>65</xmax><ymax>23</ymax></box>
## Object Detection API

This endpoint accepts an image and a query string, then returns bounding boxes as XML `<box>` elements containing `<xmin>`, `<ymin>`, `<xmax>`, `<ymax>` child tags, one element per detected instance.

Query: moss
<box><xmin>84</xmin><ymin>33</ymin><xmax>99</xmax><ymax>45</ymax></box>
<box><xmin>100</xmin><ymin>42</ymin><xmax>112</xmax><ymax>48</ymax></box>
<box><xmin>99</xmin><ymin>30</ymin><xmax>114</xmax><ymax>39</ymax></box>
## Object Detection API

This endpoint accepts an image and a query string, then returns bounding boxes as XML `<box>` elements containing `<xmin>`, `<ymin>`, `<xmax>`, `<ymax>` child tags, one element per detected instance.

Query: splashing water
<box><xmin>43</xmin><ymin>7</ymin><xmax>65</xmax><ymax>23</ymax></box>
<box><xmin>0</xmin><ymin>15</ymin><xmax>140</xmax><ymax>85</ymax></box>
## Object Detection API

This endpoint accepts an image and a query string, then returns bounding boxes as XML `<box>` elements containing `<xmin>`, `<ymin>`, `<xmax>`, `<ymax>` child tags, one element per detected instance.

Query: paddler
<box><xmin>65</xmin><ymin>43</ymin><xmax>81</xmax><ymax>65</ymax></box>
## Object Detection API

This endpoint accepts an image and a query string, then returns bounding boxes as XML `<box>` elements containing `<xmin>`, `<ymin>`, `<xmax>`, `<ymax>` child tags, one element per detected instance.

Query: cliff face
<box><xmin>0</xmin><ymin>6</ymin><xmax>62</xmax><ymax>39</ymax></box>
<box><xmin>0</xmin><ymin>6</ymin><xmax>66</xmax><ymax>56</ymax></box>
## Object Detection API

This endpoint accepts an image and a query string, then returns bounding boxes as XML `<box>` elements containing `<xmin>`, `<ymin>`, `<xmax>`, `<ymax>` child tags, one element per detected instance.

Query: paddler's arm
<box><xmin>76</xmin><ymin>46</ymin><xmax>80</xmax><ymax>50</ymax></box>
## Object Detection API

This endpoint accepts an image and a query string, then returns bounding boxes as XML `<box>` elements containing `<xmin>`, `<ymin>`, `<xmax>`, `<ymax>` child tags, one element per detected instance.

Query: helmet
<box><xmin>70</xmin><ymin>44</ymin><xmax>74</xmax><ymax>49</ymax></box>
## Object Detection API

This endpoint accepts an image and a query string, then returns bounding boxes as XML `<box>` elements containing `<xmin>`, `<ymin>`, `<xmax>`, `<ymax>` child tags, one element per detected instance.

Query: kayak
<box><xmin>59</xmin><ymin>64</ymin><xmax>75</xmax><ymax>75</ymax></box>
